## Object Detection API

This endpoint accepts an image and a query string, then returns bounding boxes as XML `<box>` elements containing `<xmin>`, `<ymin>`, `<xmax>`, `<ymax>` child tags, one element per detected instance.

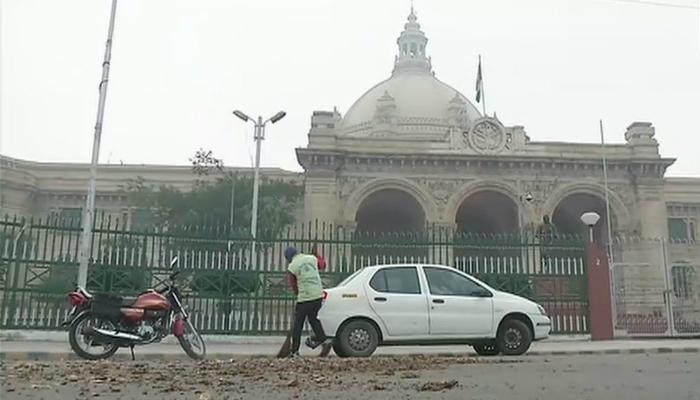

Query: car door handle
<box><xmin>432</xmin><ymin>299</ymin><xmax>445</xmax><ymax>304</ymax></box>
<box><xmin>374</xmin><ymin>297</ymin><xmax>387</xmax><ymax>302</ymax></box>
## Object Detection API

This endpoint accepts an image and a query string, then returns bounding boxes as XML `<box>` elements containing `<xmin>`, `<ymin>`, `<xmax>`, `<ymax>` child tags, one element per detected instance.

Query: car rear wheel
<box><xmin>336</xmin><ymin>319</ymin><xmax>379</xmax><ymax>358</ymax></box>
<box><xmin>473</xmin><ymin>342</ymin><xmax>500</xmax><ymax>356</ymax></box>
<box><xmin>496</xmin><ymin>318</ymin><xmax>532</xmax><ymax>356</ymax></box>
<box><xmin>332</xmin><ymin>339</ymin><xmax>347</xmax><ymax>358</ymax></box>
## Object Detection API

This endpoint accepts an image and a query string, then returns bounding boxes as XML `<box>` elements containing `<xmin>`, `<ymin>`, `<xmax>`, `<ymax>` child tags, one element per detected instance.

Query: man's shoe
<box><xmin>305</xmin><ymin>337</ymin><xmax>322</xmax><ymax>349</ymax></box>
<box><xmin>306</xmin><ymin>337</ymin><xmax>332</xmax><ymax>350</ymax></box>
<box><xmin>287</xmin><ymin>351</ymin><xmax>300</xmax><ymax>358</ymax></box>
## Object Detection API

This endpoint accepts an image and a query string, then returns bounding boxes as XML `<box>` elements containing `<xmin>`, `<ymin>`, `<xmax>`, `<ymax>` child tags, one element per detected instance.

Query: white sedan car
<box><xmin>318</xmin><ymin>264</ymin><xmax>551</xmax><ymax>357</ymax></box>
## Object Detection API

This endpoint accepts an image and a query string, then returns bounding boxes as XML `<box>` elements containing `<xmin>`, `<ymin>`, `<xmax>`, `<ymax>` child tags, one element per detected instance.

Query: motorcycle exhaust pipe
<box><xmin>85</xmin><ymin>327</ymin><xmax>144</xmax><ymax>345</ymax></box>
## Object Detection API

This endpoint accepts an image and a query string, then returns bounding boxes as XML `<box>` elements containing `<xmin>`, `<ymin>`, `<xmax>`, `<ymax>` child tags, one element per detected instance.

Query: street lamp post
<box><xmin>232</xmin><ymin>110</ymin><xmax>286</xmax><ymax>266</ymax></box>
<box><xmin>78</xmin><ymin>0</ymin><xmax>118</xmax><ymax>288</ymax></box>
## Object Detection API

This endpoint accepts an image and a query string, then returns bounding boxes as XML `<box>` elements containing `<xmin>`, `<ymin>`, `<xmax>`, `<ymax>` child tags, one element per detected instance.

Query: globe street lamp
<box><xmin>233</xmin><ymin>109</ymin><xmax>286</xmax><ymax>265</ymax></box>
<box><xmin>580</xmin><ymin>211</ymin><xmax>601</xmax><ymax>243</ymax></box>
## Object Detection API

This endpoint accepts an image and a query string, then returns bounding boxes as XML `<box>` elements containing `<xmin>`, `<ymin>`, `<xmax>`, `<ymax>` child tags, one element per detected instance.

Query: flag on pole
<box><xmin>475</xmin><ymin>55</ymin><xmax>483</xmax><ymax>103</ymax></box>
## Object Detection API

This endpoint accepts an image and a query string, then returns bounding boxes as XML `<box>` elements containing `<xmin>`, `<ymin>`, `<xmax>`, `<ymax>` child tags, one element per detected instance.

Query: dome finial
<box><xmin>393</xmin><ymin>2</ymin><xmax>431</xmax><ymax>75</ymax></box>
<box><xmin>406</xmin><ymin>0</ymin><xmax>418</xmax><ymax>25</ymax></box>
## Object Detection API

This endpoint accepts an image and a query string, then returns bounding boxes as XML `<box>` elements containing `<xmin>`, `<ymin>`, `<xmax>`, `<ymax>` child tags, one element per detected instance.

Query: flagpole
<box><xmin>479</xmin><ymin>55</ymin><xmax>486</xmax><ymax>116</ymax></box>
<box><xmin>599</xmin><ymin>119</ymin><xmax>614</xmax><ymax>263</ymax></box>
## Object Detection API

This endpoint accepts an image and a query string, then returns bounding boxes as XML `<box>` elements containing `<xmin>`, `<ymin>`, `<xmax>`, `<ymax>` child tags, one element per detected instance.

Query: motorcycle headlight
<box><xmin>537</xmin><ymin>305</ymin><xmax>547</xmax><ymax>315</ymax></box>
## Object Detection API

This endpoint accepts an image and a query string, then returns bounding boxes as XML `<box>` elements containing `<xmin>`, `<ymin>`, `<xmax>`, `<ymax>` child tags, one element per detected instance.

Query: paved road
<box><xmin>2</xmin><ymin>338</ymin><xmax>700</xmax><ymax>359</ymax></box>
<box><xmin>2</xmin><ymin>353</ymin><xmax>699</xmax><ymax>399</ymax></box>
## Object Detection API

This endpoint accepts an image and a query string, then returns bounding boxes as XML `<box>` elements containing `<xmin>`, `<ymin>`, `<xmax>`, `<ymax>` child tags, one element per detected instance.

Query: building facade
<box><xmin>0</xmin><ymin>155</ymin><xmax>303</xmax><ymax>225</ymax></box>
<box><xmin>295</xmin><ymin>9</ymin><xmax>699</xmax><ymax>245</ymax></box>
<box><xmin>292</xmin><ymin>9</ymin><xmax>700</xmax><ymax>333</ymax></box>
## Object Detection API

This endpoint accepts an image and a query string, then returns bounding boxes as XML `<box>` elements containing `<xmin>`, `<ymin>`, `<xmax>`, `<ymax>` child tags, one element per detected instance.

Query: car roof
<box><xmin>362</xmin><ymin>263</ymin><xmax>453</xmax><ymax>270</ymax></box>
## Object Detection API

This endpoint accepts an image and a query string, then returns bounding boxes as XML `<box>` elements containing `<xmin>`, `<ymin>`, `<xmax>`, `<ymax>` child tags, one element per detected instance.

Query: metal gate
<box><xmin>1</xmin><ymin>215</ymin><xmax>589</xmax><ymax>334</ymax></box>
<box><xmin>611</xmin><ymin>238</ymin><xmax>700</xmax><ymax>337</ymax></box>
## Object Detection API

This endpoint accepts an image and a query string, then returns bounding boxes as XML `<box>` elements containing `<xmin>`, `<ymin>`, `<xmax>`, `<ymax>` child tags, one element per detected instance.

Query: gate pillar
<box><xmin>586</xmin><ymin>241</ymin><xmax>614</xmax><ymax>340</ymax></box>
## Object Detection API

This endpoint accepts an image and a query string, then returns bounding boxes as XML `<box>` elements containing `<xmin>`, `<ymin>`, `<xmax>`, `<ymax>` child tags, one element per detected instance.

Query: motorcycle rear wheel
<box><xmin>177</xmin><ymin>318</ymin><xmax>206</xmax><ymax>360</ymax></box>
<box><xmin>68</xmin><ymin>312</ymin><xmax>119</xmax><ymax>360</ymax></box>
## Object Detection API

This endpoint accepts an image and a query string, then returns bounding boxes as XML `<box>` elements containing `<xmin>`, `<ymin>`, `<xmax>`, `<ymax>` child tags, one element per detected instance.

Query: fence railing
<box><xmin>611</xmin><ymin>237</ymin><xmax>700</xmax><ymax>337</ymax></box>
<box><xmin>0</xmin><ymin>214</ymin><xmax>589</xmax><ymax>334</ymax></box>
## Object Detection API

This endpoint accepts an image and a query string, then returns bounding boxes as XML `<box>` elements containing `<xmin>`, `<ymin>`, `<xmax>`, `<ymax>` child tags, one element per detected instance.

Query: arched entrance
<box><xmin>454</xmin><ymin>190</ymin><xmax>520</xmax><ymax>262</ymax></box>
<box><xmin>455</xmin><ymin>190</ymin><xmax>519</xmax><ymax>235</ymax></box>
<box><xmin>356</xmin><ymin>189</ymin><xmax>426</xmax><ymax>233</ymax></box>
<box><xmin>354</xmin><ymin>189</ymin><xmax>426</xmax><ymax>260</ymax></box>
<box><xmin>552</xmin><ymin>193</ymin><xmax>615</xmax><ymax>243</ymax></box>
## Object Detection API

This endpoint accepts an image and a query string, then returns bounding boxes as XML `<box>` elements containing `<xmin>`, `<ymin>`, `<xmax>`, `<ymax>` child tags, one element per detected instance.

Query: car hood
<box><xmin>492</xmin><ymin>290</ymin><xmax>540</xmax><ymax>313</ymax></box>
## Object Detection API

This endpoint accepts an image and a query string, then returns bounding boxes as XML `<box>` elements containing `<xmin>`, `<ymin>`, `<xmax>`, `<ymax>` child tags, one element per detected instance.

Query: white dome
<box><xmin>338</xmin><ymin>7</ymin><xmax>481</xmax><ymax>135</ymax></box>
<box><xmin>340</xmin><ymin>70</ymin><xmax>481</xmax><ymax>129</ymax></box>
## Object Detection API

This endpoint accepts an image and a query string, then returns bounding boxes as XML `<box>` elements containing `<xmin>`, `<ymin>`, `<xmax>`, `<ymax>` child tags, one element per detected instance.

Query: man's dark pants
<box><xmin>291</xmin><ymin>298</ymin><xmax>326</xmax><ymax>353</ymax></box>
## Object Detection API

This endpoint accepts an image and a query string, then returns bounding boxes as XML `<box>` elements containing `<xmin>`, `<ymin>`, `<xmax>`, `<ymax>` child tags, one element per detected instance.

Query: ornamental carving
<box><xmin>412</xmin><ymin>178</ymin><xmax>465</xmax><ymax>206</ymax></box>
<box><xmin>447</xmin><ymin>92</ymin><xmax>471</xmax><ymax>131</ymax></box>
<box><xmin>337</xmin><ymin>176</ymin><xmax>368</xmax><ymax>200</ymax></box>
<box><xmin>520</xmin><ymin>179</ymin><xmax>559</xmax><ymax>209</ymax></box>
<box><xmin>373</xmin><ymin>90</ymin><xmax>397</xmax><ymax>125</ymax></box>
<box><xmin>467</xmin><ymin>117</ymin><xmax>507</xmax><ymax>154</ymax></box>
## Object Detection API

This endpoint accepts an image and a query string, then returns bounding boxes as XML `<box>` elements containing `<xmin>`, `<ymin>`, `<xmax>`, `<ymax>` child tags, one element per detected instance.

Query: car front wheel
<box><xmin>496</xmin><ymin>318</ymin><xmax>533</xmax><ymax>356</ymax></box>
<box><xmin>336</xmin><ymin>319</ymin><xmax>379</xmax><ymax>358</ymax></box>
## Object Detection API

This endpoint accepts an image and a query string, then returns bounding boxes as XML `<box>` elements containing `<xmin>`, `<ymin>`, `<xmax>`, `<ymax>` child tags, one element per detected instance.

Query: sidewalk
<box><xmin>1</xmin><ymin>335</ymin><xmax>699</xmax><ymax>361</ymax></box>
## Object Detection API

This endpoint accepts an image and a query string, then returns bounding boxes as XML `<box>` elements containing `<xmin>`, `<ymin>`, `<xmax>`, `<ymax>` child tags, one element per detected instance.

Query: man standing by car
<box><xmin>285</xmin><ymin>246</ymin><xmax>331</xmax><ymax>357</ymax></box>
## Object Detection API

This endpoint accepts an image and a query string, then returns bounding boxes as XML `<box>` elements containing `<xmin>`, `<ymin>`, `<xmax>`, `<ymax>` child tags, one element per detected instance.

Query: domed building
<box><xmin>296</xmin><ymin>8</ymin><xmax>699</xmax><ymax>244</ymax></box>
<box><xmin>295</xmin><ymin>9</ymin><xmax>700</xmax><ymax>335</ymax></box>
<box><xmin>1</xmin><ymin>7</ymin><xmax>699</xmax><ymax>336</ymax></box>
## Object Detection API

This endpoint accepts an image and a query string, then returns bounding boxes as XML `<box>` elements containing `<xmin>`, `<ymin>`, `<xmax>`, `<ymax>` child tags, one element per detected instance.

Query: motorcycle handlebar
<box><xmin>156</xmin><ymin>285</ymin><xmax>170</xmax><ymax>294</ymax></box>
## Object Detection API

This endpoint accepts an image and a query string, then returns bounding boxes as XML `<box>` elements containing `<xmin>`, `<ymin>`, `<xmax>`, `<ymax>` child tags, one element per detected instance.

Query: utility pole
<box><xmin>78</xmin><ymin>0</ymin><xmax>118</xmax><ymax>288</ymax></box>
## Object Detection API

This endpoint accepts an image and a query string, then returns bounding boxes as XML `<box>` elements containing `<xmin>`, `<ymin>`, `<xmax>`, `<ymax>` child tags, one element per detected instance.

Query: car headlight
<box><xmin>537</xmin><ymin>305</ymin><xmax>547</xmax><ymax>315</ymax></box>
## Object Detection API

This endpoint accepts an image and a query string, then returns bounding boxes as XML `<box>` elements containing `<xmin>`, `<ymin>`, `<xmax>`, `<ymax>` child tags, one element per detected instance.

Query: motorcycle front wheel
<box><xmin>177</xmin><ymin>318</ymin><xmax>206</xmax><ymax>360</ymax></box>
<box><xmin>68</xmin><ymin>311</ymin><xmax>119</xmax><ymax>360</ymax></box>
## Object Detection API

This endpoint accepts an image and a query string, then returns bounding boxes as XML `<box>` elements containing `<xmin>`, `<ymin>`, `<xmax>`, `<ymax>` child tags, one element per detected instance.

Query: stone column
<box><xmin>338</xmin><ymin>221</ymin><xmax>357</xmax><ymax>274</ymax></box>
<box><xmin>303</xmin><ymin>175</ymin><xmax>338</xmax><ymax>223</ymax></box>
<box><xmin>632</xmin><ymin>183</ymin><xmax>670</xmax><ymax>312</ymax></box>
<box><xmin>431</xmin><ymin>222</ymin><xmax>456</xmax><ymax>266</ymax></box>
<box><xmin>636</xmin><ymin>186</ymin><xmax>668</xmax><ymax>239</ymax></box>
<box><xmin>520</xmin><ymin>201</ymin><xmax>540</xmax><ymax>274</ymax></box>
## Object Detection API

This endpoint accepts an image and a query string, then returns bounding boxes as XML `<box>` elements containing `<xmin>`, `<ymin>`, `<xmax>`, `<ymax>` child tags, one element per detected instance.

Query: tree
<box><xmin>122</xmin><ymin>149</ymin><xmax>303</xmax><ymax>241</ymax></box>
<box><xmin>190</xmin><ymin>148</ymin><xmax>224</xmax><ymax>178</ymax></box>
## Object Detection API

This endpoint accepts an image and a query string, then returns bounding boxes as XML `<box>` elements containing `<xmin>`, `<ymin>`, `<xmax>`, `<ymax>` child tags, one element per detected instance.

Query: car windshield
<box><xmin>336</xmin><ymin>269</ymin><xmax>364</xmax><ymax>287</ymax></box>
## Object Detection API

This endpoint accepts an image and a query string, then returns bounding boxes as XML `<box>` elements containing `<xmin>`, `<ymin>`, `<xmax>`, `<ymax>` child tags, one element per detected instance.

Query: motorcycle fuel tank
<box><xmin>134</xmin><ymin>290</ymin><xmax>170</xmax><ymax>311</ymax></box>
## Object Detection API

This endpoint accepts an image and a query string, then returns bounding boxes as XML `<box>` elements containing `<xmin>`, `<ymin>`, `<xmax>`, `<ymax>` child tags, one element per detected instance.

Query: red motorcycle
<box><xmin>63</xmin><ymin>257</ymin><xmax>206</xmax><ymax>360</ymax></box>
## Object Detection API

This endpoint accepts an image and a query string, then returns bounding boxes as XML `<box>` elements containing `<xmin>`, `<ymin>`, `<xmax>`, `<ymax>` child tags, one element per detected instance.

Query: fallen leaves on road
<box><xmin>419</xmin><ymin>380</ymin><xmax>459</xmax><ymax>391</ymax></box>
<box><xmin>3</xmin><ymin>355</ymin><xmax>521</xmax><ymax>396</ymax></box>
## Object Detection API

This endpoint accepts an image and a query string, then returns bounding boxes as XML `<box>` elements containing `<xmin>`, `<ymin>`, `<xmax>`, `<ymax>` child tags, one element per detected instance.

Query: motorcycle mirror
<box><xmin>170</xmin><ymin>257</ymin><xmax>179</xmax><ymax>269</ymax></box>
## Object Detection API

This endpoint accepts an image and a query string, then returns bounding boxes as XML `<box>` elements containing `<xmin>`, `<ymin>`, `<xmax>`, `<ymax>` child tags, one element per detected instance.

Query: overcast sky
<box><xmin>1</xmin><ymin>0</ymin><xmax>699</xmax><ymax>176</ymax></box>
